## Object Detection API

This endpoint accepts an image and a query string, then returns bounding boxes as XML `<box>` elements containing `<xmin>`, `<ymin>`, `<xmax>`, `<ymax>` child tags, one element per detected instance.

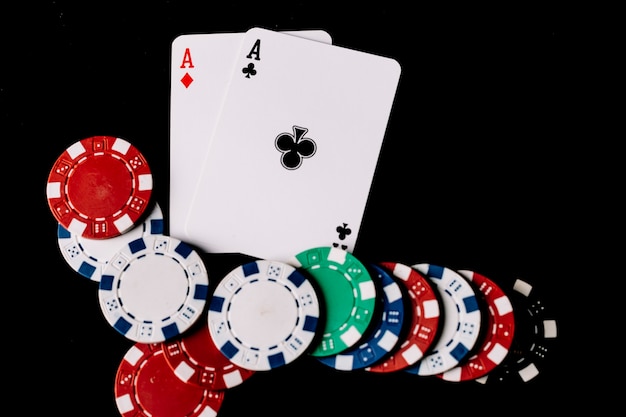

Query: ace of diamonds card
<box><xmin>185</xmin><ymin>27</ymin><xmax>401</xmax><ymax>262</ymax></box>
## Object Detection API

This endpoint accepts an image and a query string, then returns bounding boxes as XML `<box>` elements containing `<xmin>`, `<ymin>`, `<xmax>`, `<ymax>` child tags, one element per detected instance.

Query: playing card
<box><xmin>169</xmin><ymin>30</ymin><xmax>332</xmax><ymax>240</ymax></box>
<box><xmin>184</xmin><ymin>27</ymin><xmax>401</xmax><ymax>263</ymax></box>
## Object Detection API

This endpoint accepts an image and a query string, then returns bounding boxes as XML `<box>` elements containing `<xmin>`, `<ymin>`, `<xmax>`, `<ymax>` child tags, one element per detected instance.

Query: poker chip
<box><xmin>479</xmin><ymin>277</ymin><xmax>558</xmax><ymax>384</ymax></box>
<box><xmin>115</xmin><ymin>342</ymin><xmax>224</xmax><ymax>417</ymax></box>
<box><xmin>405</xmin><ymin>264</ymin><xmax>482</xmax><ymax>376</ymax></box>
<box><xmin>46</xmin><ymin>135</ymin><xmax>153</xmax><ymax>239</ymax></box>
<box><xmin>162</xmin><ymin>316</ymin><xmax>256</xmax><ymax>390</ymax></box>
<box><xmin>292</xmin><ymin>246</ymin><xmax>377</xmax><ymax>357</ymax></box>
<box><xmin>208</xmin><ymin>260</ymin><xmax>320</xmax><ymax>371</ymax></box>
<box><xmin>316</xmin><ymin>263</ymin><xmax>406</xmax><ymax>370</ymax></box>
<box><xmin>438</xmin><ymin>270</ymin><xmax>515</xmax><ymax>382</ymax></box>
<box><xmin>365</xmin><ymin>262</ymin><xmax>441</xmax><ymax>373</ymax></box>
<box><xmin>98</xmin><ymin>235</ymin><xmax>209</xmax><ymax>343</ymax></box>
<box><xmin>56</xmin><ymin>202</ymin><xmax>164</xmax><ymax>282</ymax></box>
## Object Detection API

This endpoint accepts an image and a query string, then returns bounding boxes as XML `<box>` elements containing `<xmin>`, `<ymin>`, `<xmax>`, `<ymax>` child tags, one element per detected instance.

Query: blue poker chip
<box><xmin>316</xmin><ymin>263</ymin><xmax>406</xmax><ymax>371</ymax></box>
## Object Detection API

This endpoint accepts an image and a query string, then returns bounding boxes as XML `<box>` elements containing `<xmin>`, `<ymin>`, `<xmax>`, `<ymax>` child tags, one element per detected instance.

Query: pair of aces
<box><xmin>170</xmin><ymin>27</ymin><xmax>401</xmax><ymax>262</ymax></box>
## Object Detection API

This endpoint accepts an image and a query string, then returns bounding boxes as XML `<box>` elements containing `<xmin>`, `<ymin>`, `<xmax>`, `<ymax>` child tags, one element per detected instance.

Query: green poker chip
<box><xmin>293</xmin><ymin>246</ymin><xmax>377</xmax><ymax>357</ymax></box>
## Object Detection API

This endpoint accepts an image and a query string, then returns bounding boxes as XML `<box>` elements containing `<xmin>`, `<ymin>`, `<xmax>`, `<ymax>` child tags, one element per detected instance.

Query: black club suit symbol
<box><xmin>333</xmin><ymin>223</ymin><xmax>352</xmax><ymax>250</ymax></box>
<box><xmin>336</xmin><ymin>223</ymin><xmax>352</xmax><ymax>240</ymax></box>
<box><xmin>242</xmin><ymin>63</ymin><xmax>257</xmax><ymax>78</ymax></box>
<box><xmin>275</xmin><ymin>126</ymin><xmax>316</xmax><ymax>170</ymax></box>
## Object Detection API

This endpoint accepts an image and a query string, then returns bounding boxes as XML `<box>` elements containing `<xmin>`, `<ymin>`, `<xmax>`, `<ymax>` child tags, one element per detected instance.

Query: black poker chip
<box><xmin>479</xmin><ymin>277</ymin><xmax>558</xmax><ymax>384</ymax></box>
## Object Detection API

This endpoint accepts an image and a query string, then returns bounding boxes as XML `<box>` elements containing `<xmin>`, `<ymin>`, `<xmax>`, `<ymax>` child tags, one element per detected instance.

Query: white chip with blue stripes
<box><xmin>406</xmin><ymin>263</ymin><xmax>482</xmax><ymax>376</ymax></box>
<box><xmin>57</xmin><ymin>203</ymin><xmax>164</xmax><ymax>282</ymax></box>
<box><xmin>98</xmin><ymin>235</ymin><xmax>209</xmax><ymax>343</ymax></box>
<box><xmin>208</xmin><ymin>260</ymin><xmax>320</xmax><ymax>371</ymax></box>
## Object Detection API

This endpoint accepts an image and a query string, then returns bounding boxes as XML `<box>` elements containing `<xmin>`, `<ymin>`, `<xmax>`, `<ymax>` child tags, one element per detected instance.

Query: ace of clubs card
<box><xmin>185</xmin><ymin>27</ymin><xmax>401</xmax><ymax>263</ymax></box>
<box><xmin>169</xmin><ymin>30</ymin><xmax>332</xmax><ymax>239</ymax></box>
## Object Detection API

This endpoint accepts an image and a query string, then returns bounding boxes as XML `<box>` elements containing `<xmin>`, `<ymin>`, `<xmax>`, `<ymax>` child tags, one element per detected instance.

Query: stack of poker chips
<box><xmin>46</xmin><ymin>136</ymin><xmax>559</xmax><ymax>417</ymax></box>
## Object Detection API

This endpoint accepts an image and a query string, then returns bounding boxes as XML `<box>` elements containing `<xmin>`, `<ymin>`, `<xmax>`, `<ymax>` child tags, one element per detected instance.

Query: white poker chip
<box><xmin>98</xmin><ymin>235</ymin><xmax>209</xmax><ymax>343</ymax></box>
<box><xmin>57</xmin><ymin>203</ymin><xmax>164</xmax><ymax>282</ymax></box>
<box><xmin>438</xmin><ymin>269</ymin><xmax>515</xmax><ymax>382</ymax></box>
<box><xmin>208</xmin><ymin>260</ymin><xmax>320</xmax><ymax>371</ymax></box>
<box><xmin>406</xmin><ymin>263</ymin><xmax>482</xmax><ymax>376</ymax></box>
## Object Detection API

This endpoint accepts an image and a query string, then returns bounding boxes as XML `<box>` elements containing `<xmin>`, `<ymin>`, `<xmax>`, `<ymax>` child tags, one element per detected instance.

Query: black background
<box><xmin>4</xmin><ymin>1</ymin><xmax>609</xmax><ymax>415</ymax></box>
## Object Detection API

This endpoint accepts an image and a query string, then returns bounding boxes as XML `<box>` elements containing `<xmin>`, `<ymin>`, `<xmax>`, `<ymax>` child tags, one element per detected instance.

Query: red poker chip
<box><xmin>438</xmin><ymin>270</ymin><xmax>515</xmax><ymax>382</ymax></box>
<box><xmin>115</xmin><ymin>343</ymin><xmax>225</xmax><ymax>417</ymax></box>
<box><xmin>161</xmin><ymin>319</ymin><xmax>256</xmax><ymax>390</ymax></box>
<box><xmin>46</xmin><ymin>135</ymin><xmax>153</xmax><ymax>239</ymax></box>
<box><xmin>365</xmin><ymin>262</ymin><xmax>441</xmax><ymax>373</ymax></box>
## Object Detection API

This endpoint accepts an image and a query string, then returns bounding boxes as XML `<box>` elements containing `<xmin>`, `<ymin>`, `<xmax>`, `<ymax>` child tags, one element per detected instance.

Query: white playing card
<box><xmin>185</xmin><ymin>27</ymin><xmax>401</xmax><ymax>263</ymax></box>
<box><xmin>169</xmin><ymin>30</ymin><xmax>332</xmax><ymax>240</ymax></box>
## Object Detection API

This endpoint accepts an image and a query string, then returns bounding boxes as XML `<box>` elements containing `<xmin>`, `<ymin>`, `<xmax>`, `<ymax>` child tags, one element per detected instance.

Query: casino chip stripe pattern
<box><xmin>98</xmin><ymin>235</ymin><xmax>210</xmax><ymax>343</ymax></box>
<box><xmin>316</xmin><ymin>263</ymin><xmax>406</xmax><ymax>371</ymax></box>
<box><xmin>45</xmin><ymin>137</ymin><xmax>560</xmax><ymax>417</ymax></box>
<box><xmin>292</xmin><ymin>246</ymin><xmax>377</xmax><ymax>357</ymax></box>
<box><xmin>405</xmin><ymin>264</ymin><xmax>483</xmax><ymax>376</ymax></box>
<box><xmin>115</xmin><ymin>342</ymin><xmax>225</xmax><ymax>417</ymax></box>
<box><xmin>365</xmin><ymin>262</ymin><xmax>441</xmax><ymax>373</ymax></box>
<box><xmin>438</xmin><ymin>270</ymin><xmax>515</xmax><ymax>382</ymax></box>
<box><xmin>162</xmin><ymin>315</ymin><xmax>256</xmax><ymax>390</ymax></box>
<box><xmin>46</xmin><ymin>136</ymin><xmax>153</xmax><ymax>239</ymax></box>
<box><xmin>477</xmin><ymin>277</ymin><xmax>558</xmax><ymax>384</ymax></box>
<box><xmin>57</xmin><ymin>202</ymin><xmax>165</xmax><ymax>282</ymax></box>
<box><xmin>208</xmin><ymin>260</ymin><xmax>320</xmax><ymax>371</ymax></box>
